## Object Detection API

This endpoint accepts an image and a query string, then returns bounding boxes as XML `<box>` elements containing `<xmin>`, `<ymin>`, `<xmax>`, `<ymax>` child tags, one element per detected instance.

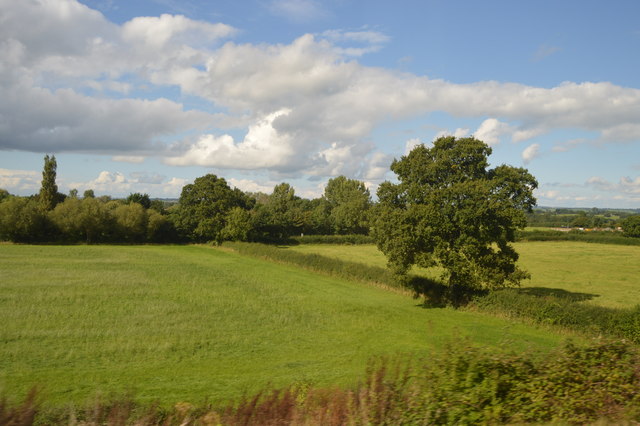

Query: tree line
<box><xmin>2</xmin><ymin>138</ymin><xmax>639</xmax><ymax>297</ymax></box>
<box><xmin>0</xmin><ymin>156</ymin><xmax>373</xmax><ymax>244</ymax></box>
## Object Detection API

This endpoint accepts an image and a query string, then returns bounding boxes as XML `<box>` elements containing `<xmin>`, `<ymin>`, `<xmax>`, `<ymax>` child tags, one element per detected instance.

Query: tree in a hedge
<box><xmin>175</xmin><ymin>174</ymin><xmax>254</xmax><ymax>243</ymax></box>
<box><xmin>323</xmin><ymin>176</ymin><xmax>372</xmax><ymax>235</ymax></box>
<box><xmin>373</xmin><ymin>136</ymin><xmax>538</xmax><ymax>300</ymax></box>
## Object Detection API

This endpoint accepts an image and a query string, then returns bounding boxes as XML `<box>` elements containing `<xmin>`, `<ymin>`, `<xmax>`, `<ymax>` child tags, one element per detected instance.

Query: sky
<box><xmin>1</xmin><ymin>0</ymin><xmax>639</xmax><ymax>207</ymax></box>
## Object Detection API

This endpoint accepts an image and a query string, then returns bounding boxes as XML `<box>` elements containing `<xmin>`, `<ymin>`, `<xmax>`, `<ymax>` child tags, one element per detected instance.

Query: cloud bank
<box><xmin>1</xmin><ymin>0</ymin><xmax>639</xmax><ymax>203</ymax></box>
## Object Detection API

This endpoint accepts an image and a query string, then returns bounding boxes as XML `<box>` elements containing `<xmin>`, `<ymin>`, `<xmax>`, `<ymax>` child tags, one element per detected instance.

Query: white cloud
<box><xmin>587</xmin><ymin>175</ymin><xmax>640</xmax><ymax>195</ymax></box>
<box><xmin>435</xmin><ymin>128</ymin><xmax>470</xmax><ymax>140</ymax></box>
<box><xmin>122</xmin><ymin>14</ymin><xmax>235</xmax><ymax>49</ymax></box>
<box><xmin>165</xmin><ymin>109</ymin><xmax>297</xmax><ymax>169</ymax></box>
<box><xmin>0</xmin><ymin>168</ymin><xmax>40</xmax><ymax>192</ymax></box>
<box><xmin>227</xmin><ymin>178</ymin><xmax>275</xmax><ymax>194</ymax></box>
<box><xmin>363</xmin><ymin>152</ymin><xmax>392</xmax><ymax>180</ymax></box>
<box><xmin>522</xmin><ymin>143</ymin><xmax>541</xmax><ymax>164</ymax></box>
<box><xmin>319</xmin><ymin>29</ymin><xmax>390</xmax><ymax>56</ymax></box>
<box><xmin>67</xmin><ymin>171</ymin><xmax>188</xmax><ymax>197</ymax></box>
<box><xmin>404</xmin><ymin>138</ymin><xmax>423</xmax><ymax>154</ymax></box>
<box><xmin>473</xmin><ymin>118</ymin><xmax>510</xmax><ymax>146</ymax></box>
<box><xmin>112</xmin><ymin>156</ymin><xmax>146</xmax><ymax>163</ymax></box>
<box><xmin>552</xmin><ymin>138</ymin><xmax>586</xmax><ymax>152</ymax></box>
<box><xmin>2</xmin><ymin>0</ymin><xmax>640</xmax><ymax>186</ymax></box>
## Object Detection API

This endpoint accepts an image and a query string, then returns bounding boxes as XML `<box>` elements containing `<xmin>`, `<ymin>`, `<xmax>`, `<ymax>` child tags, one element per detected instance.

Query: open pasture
<box><xmin>0</xmin><ymin>244</ymin><xmax>569</xmax><ymax>406</ymax></box>
<box><xmin>288</xmin><ymin>241</ymin><xmax>640</xmax><ymax>309</ymax></box>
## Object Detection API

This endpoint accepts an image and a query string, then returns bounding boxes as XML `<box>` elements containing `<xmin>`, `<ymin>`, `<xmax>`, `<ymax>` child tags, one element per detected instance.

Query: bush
<box><xmin>472</xmin><ymin>288</ymin><xmax>640</xmax><ymax>343</ymax></box>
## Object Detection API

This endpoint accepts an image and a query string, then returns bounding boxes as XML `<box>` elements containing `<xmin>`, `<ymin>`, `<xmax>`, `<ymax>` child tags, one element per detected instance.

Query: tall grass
<box><xmin>5</xmin><ymin>339</ymin><xmax>640</xmax><ymax>425</ymax></box>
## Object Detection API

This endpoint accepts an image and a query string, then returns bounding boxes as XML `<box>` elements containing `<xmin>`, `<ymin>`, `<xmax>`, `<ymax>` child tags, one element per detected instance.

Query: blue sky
<box><xmin>1</xmin><ymin>0</ymin><xmax>639</xmax><ymax>207</ymax></box>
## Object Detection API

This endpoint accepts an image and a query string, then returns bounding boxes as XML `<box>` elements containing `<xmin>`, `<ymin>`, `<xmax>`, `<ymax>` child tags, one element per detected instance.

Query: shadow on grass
<box><xmin>517</xmin><ymin>287</ymin><xmax>599</xmax><ymax>302</ymax></box>
<box><xmin>407</xmin><ymin>276</ymin><xmax>487</xmax><ymax>309</ymax></box>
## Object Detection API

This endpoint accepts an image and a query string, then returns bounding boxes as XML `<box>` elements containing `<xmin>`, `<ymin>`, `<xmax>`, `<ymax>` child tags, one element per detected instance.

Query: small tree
<box><xmin>373</xmin><ymin>136</ymin><xmax>538</xmax><ymax>301</ymax></box>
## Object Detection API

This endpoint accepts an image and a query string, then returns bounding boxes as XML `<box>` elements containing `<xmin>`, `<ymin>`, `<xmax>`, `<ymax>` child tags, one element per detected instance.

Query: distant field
<box><xmin>0</xmin><ymin>244</ymin><xmax>570</xmax><ymax>407</ymax></box>
<box><xmin>288</xmin><ymin>242</ymin><xmax>640</xmax><ymax>309</ymax></box>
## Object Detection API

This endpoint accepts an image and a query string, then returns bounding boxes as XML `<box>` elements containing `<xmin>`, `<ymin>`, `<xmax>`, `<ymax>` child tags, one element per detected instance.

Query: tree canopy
<box><xmin>38</xmin><ymin>154</ymin><xmax>60</xmax><ymax>211</ymax></box>
<box><xmin>174</xmin><ymin>174</ymin><xmax>254</xmax><ymax>244</ymax></box>
<box><xmin>622</xmin><ymin>215</ymin><xmax>640</xmax><ymax>238</ymax></box>
<box><xmin>323</xmin><ymin>176</ymin><xmax>372</xmax><ymax>235</ymax></box>
<box><xmin>373</xmin><ymin>136</ymin><xmax>538</xmax><ymax>299</ymax></box>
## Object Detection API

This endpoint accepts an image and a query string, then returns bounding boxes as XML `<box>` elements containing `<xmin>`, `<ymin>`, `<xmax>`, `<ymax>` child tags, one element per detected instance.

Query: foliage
<box><xmin>221</xmin><ymin>206</ymin><xmax>253</xmax><ymax>241</ymax></box>
<box><xmin>323</xmin><ymin>176</ymin><xmax>372</xmax><ymax>234</ymax></box>
<box><xmin>516</xmin><ymin>228</ymin><xmax>640</xmax><ymax>246</ymax></box>
<box><xmin>49</xmin><ymin>197</ymin><xmax>115</xmax><ymax>243</ymax></box>
<box><xmin>373</xmin><ymin>136</ymin><xmax>537</xmax><ymax>297</ymax></box>
<box><xmin>472</xmin><ymin>288</ymin><xmax>640</xmax><ymax>343</ymax></box>
<box><xmin>83</xmin><ymin>189</ymin><xmax>95</xmax><ymax>199</ymax></box>
<box><xmin>291</xmin><ymin>234</ymin><xmax>375</xmax><ymax>245</ymax></box>
<box><xmin>37</xmin><ymin>154</ymin><xmax>61</xmax><ymax>212</ymax></box>
<box><xmin>0</xmin><ymin>188</ymin><xmax>10</xmax><ymax>202</ymax></box>
<box><xmin>174</xmin><ymin>174</ymin><xmax>254</xmax><ymax>244</ymax></box>
<box><xmin>0</xmin><ymin>197</ymin><xmax>49</xmax><ymax>242</ymax></box>
<box><xmin>622</xmin><ymin>215</ymin><xmax>640</xmax><ymax>238</ymax></box>
<box><xmin>126</xmin><ymin>192</ymin><xmax>151</xmax><ymax>209</ymax></box>
<box><xmin>112</xmin><ymin>202</ymin><xmax>148</xmax><ymax>242</ymax></box>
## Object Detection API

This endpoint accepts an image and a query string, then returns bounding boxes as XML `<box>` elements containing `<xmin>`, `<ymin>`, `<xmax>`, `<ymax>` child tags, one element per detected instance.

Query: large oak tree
<box><xmin>373</xmin><ymin>136</ymin><xmax>537</xmax><ymax>299</ymax></box>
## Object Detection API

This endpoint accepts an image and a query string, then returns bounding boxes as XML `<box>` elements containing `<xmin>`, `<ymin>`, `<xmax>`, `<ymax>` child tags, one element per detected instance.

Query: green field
<box><xmin>288</xmin><ymin>241</ymin><xmax>640</xmax><ymax>309</ymax></box>
<box><xmin>0</xmin><ymin>244</ymin><xmax>570</xmax><ymax>407</ymax></box>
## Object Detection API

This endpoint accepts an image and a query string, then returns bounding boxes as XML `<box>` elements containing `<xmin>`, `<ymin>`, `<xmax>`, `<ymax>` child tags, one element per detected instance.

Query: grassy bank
<box><xmin>0</xmin><ymin>244</ymin><xmax>568</xmax><ymax>408</ymax></box>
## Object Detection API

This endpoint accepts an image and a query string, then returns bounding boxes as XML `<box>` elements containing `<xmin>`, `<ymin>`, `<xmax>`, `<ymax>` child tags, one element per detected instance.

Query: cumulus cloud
<box><xmin>227</xmin><ymin>178</ymin><xmax>275</xmax><ymax>194</ymax></box>
<box><xmin>587</xmin><ymin>175</ymin><xmax>640</xmax><ymax>195</ymax></box>
<box><xmin>67</xmin><ymin>170</ymin><xmax>188</xmax><ymax>197</ymax></box>
<box><xmin>0</xmin><ymin>168</ymin><xmax>40</xmax><ymax>193</ymax></box>
<box><xmin>112</xmin><ymin>156</ymin><xmax>146</xmax><ymax>163</ymax></box>
<box><xmin>522</xmin><ymin>143</ymin><xmax>541</xmax><ymax>164</ymax></box>
<box><xmin>165</xmin><ymin>109</ymin><xmax>297</xmax><ymax>169</ymax></box>
<box><xmin>474</xmin><ymin>118</ymin><xmax>510</xmax><ymax>145</ymax></box>
<box><xmin>404</xmin><ymin>138</ymin><xmax>423</xmax><ymax>154</ymax></box>
<box><xmin>2</xmin><ymin>0</ymin><xmax>640</xmax><ymax>186</ymax></box>
<box><xmin>435</xmin><ymin>128</ymin><xmax>470</xmax><ymax>140</ymax></box>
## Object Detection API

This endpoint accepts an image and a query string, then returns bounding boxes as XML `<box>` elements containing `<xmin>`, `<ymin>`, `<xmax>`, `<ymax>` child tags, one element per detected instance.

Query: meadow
<box><xmin>0</xmin><ymin>244</ymin><xmax>571</xmax><ymax>409</ymax></box>
<box><xmin>288</xmin><ymin>241</ymin><xmax>640</xmax><ymax>309</ymax></box>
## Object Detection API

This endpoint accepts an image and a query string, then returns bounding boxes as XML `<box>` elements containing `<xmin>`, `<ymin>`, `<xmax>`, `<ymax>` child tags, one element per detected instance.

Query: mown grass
<box><xmin>288</xmin><ymin>241</ymin><xmax>640</xmax><ymax>309</ymax></box>
<box><xmin>0</xmin><ymin>244</ymin><xmax>570</xmax><ymax>409</ymax></box>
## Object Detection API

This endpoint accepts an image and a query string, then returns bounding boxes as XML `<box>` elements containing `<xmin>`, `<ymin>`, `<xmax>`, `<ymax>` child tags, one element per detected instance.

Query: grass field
<box><xmin>287</xmin><ymin>241</ymin><xmax>640</xmax><ymax>309</ymax></box>
<box><xmin>0</xmin><ymin>244</ymin><xmax>571</xmax><ymax>407</ymax></box>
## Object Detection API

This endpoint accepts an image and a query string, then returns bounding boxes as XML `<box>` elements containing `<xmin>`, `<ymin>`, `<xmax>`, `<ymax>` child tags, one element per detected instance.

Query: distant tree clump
<box><xmin>323</xmin><ymin>176</ymin><xmax>372</xmax><ymax>235</ymax></box>
<box><xmin>126</xmin><ymin>192</ymin><xmax>151</xmax><ymax>209</ymax></box>
<box><xmin>174</xmin><ymin>174</ymin><xmax>254</xmax><ymax>244</ymax></box>
<box><xmin>622</xmin><ymin>215</ymin><xmax>640</xmax><ymax>238</ymax></box>
<box><xmin>373</xmin><ymin>136</ymin><xmax>538</xmax><ymax>301</ymax></box>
